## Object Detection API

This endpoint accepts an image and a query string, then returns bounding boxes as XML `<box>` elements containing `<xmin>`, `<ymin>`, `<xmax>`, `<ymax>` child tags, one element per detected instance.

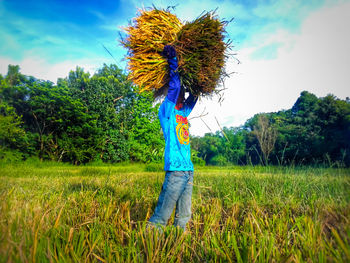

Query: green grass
<box><xmin>0</xmin><ymin>162</ymin><xmax>349</xmax><ymax>262</ymax></box>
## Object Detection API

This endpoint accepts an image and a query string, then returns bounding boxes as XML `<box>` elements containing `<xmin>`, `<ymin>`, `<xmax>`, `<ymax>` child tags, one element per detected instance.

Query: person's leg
<box><xmin>174</xmin><ymin>171</ymin><xmax>193</xmax><ymax>230</ymax></box>
<box><xmin>148</xmin><ymin>171</ymin><xmax>188</xmax><ymax>228</ymax></box>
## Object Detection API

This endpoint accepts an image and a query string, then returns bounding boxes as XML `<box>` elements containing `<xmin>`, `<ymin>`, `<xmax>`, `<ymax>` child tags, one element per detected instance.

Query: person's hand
<box><xmin>162</xmin><ymin>45</ymin><xmax>178</xmax><ymax>72</ymax></box>
<box><xmin>161</xmin><ymin>45</ymin><xmax>177</xmax><ymax>60</ymax></box>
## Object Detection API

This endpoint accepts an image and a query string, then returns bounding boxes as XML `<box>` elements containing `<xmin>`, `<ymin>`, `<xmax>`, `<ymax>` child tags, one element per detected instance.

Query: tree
<box><xmin>5</xmin><ymin>65</ymin><xmax>26</xmax><ymax>86</ymax></box>
<box><xmin>253</xmin><ymin>114</ymin><xmax>277</xmax><ymax>165</ymax></box>
<box><xmin>0</xmin><ymin>102</ymin><xmax>27</xmax><ymax>160</ymax></box>
<box><xmin>191</xmin><ymin>133</ymin><xmax>221</xmax><ymax>165</ymax></box>
<box><xmin>66</xmin><ymin>64</ymin><xmax>164</xmax><ymax>163</ymax></box>
<box><xmin>191</xmin><ymin>127</ymin><xmax>246</xmax><ymax>166</ymax></box>
<box><xmin>66</xmin><ymin>65</ymin><xmax>133</xmax><ymax>162</ymax></box>
<box><xmin>127</xmin><ymin>92</ymin><xmax>164</xmax><ymax>162</ymax></box>
<box><xmin>314</xmin><ymin>94</ymin><xmax>350</xmax><ymax>165</ymax></box>
<box><xmin>219</xmin><ymin>127</ymin><xmax>246</xmax><ymax>164</ymax></box>
<box><xmin>1</xmin><ymin>66</ymin><xmax>102</xmax><ymax>163</ymax></box>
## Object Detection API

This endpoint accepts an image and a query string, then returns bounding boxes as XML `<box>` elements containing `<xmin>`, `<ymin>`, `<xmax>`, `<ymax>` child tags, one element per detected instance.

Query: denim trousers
<box><xmin>148</xmin><ymin>170</ymin><xmax>193</xmax><ymax>230</ymax></box>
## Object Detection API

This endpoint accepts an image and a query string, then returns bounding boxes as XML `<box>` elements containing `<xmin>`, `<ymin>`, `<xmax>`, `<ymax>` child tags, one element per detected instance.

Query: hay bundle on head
<box><xmin>121</xmin><ymin>8</ymin><xmax>183</xmax><ymax>94</ymax></box>
<box><xmin>175</xmin><ymin>11</ymin><xmax>229</xmax><ymax>97</ymax></box>
<box><xmin>121</xmin><ymin>8</ymin><xmax>230</xmax><ymax>98</ymax></box>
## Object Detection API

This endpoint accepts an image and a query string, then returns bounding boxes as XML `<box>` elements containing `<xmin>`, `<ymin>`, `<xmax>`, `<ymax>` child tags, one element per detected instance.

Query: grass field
<box><xmin>0</xmin><ymin>162</ymin><xmax>349</xmax><ymax>262</ymax></box>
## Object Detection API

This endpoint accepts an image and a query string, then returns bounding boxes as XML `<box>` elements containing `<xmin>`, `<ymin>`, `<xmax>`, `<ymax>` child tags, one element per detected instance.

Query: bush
<box><xmin>192</xmin><ymin>155</ymin><xmax>205</xmax><ymax>166</ymax></box>
<box><xmin>0</xmin><ymin>149</ymin><xmax>24</xmax><ymax>163</ymax></box>
<box><xmin>209</xmin><ymin>155</ymin><xmax>228</xmax><ymax>166</ymax></box>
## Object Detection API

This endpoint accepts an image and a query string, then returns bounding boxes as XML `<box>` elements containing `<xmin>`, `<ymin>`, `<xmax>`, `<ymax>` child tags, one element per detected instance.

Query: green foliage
<box><xmin>272</xmin><ymin>91</ymin><xmax>350</xmax><ymax>166</ymax></box>
<box><xmin>1</xmin><ymin>64</ymin><xmax>349</xmax><ymax>167</ymax></box>
<box><xmin>220</xmin><ymin>127</ymin><xmax>246</xmax><ymax>164</ymax></box>
<box><xmin>195</xmin><ymin>91</ymin><xmax>350</xmax><ymax>167</ymax></box>
<box><xmin>0</xmin><ymin>149</ymin><xmax>24</xmax><ymax>163</ymax></box>
<box><xmin>191</xmin><ymin>149</ymin><xmax>206</xmax><ymax>166</ymax></box>
<box><xmin>0</xmin><ymin>102</ymin><xmax>26</xmax><ymax>149</ymax></box>
<box><xmin>209</xmin><ymin>154</ymin><xmax>228</xmax><ymax>166</ymax></box>
<box><xmin>192</xmin><ymin>128</ymin><xmax>246</xmax><ymax>165</ymax></box>
<box><xmin>192</xmin><ymin>133</ymin><xmax>220</xmax><ymax>164</ymax></box>
<box><xmin>4</xmin><ymin>65</ymin><xmax>26</xmax><ymax>86</ymax></box>
<box><xmin>0</xmin><ymin>66</ymin><xmax>99</xmax><ymax>163</ymax></box>
<box><xmin>0</xmin><ymin>64</ymin><xmax>164</xmax><ymax>164</ymax></box>
<box><xmin>66</xmin><ymin>64</ymin><xmax>164</xmax><ymax>163</ymax></box>
<box><xmin>127</xmin><ymin>92</ymin><xmax>164</xmax><ymax>163</ymax></box>
<box><xmin>0</xmin><ymin>101</ymin><xmax>28</xmax><ymax>162</ymax></box>
<box><xmin>66</xmin><ymin>64</ymin><xmax>132</xmax><ymax>163</ymax></box>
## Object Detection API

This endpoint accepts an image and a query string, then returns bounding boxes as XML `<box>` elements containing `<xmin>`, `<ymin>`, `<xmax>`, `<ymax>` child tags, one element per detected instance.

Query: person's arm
<box><xmin>162</xmin><ymin>45</ymin><xmax>181</xmax><ymax>104</ymax></box>
<box><xmin>184</xmin><ymin>91</ymin><xmax>198</xmax><ymax>115</ymax></box>
<box><xmin>159</xmin><ymin>46</ymin><xmax>181</xmax><ymax>125</ymax></box>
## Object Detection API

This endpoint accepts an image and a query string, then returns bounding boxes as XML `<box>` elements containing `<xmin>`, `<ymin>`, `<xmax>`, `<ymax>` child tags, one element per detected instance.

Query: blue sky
<box><xmin>1</xmin><ymin>0</ymin><xmax>349</xmax><ymax>135</ymax></box>
<box><xmin>0</xmin><ymin>0</ymin><xmax>333</xmax><ymax>67</ymax></box>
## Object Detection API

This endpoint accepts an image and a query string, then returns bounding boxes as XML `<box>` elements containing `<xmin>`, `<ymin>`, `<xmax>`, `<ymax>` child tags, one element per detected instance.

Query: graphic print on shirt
<box><xmin>175</xmin><ymin>114</ymin><xmax>189</xmax><ymax>145</ymax></box>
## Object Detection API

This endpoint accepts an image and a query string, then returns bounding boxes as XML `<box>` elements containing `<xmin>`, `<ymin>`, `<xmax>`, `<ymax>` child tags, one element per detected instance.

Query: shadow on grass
<box><xmin>130</xmin><ymin>199</ymin><xmax>155</xmax><ymax>224</ymax></box>
<box><xmin>64</xmin><ymin>182</ymin><xmax>155</xmax><ymax>224</ymax></box>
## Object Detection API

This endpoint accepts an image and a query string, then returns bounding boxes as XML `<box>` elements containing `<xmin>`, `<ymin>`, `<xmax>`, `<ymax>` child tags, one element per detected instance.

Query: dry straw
<box><xmin>175</xmin><ymin>11</ymin><xmax>230</xmax><ymax>97</ymax></box>
<box><xmin>121</xmin><ymin>8</ymin><xmax>231</xmax><ymax>98</ymax></box>
<box><xmin>121</xmin><ymin>8</ymin><xmax>182</xmax><ymax>94</ymax></box>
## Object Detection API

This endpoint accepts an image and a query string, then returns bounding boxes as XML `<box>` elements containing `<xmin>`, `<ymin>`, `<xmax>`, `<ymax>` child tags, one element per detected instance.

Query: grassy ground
<box><xmin>0</xmin><ymin>162</ymin><xmax>349</xmax><ymax>262</ymax></box>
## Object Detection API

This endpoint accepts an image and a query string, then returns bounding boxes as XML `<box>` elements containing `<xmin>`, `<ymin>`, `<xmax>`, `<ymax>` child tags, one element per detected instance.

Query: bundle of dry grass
<box><xmin>175</xmin><ymin>12</ymin><xmax>229</xmax><ymax>96</ymax></box>
<box><xmin>121</xmin><ymin>8</ymin><xmax>230</xmax><ymax>98</ymax></box>
<box><xmin>121</xmin><ymin>9</ymin><xmax>182</xmax><ymax>93</ymax></box>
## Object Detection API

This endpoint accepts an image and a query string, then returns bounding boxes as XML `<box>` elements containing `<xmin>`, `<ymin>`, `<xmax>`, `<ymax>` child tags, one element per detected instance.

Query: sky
<box><xmin>1</xmin><ymin>0</ymin><xmax>349</xmax><ymax>136</ymax></box>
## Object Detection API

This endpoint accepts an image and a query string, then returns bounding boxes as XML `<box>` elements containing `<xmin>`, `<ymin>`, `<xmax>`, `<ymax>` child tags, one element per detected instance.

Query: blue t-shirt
<box><xmin>158</xmin><ymin>96</ymin><xmax>197</xmax><ymax>171</ymax></box>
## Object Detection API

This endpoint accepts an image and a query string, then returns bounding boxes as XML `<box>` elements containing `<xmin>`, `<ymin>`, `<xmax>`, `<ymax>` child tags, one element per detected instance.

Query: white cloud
<box><xmin>0</xmin><ymin>56</ymin><xmax>109</xmax><ymax>82</ymax></box>
<box><xmin>189</xmin><ymin>1</ymin><xmax>350</xmax><ymax>136</ymax></box>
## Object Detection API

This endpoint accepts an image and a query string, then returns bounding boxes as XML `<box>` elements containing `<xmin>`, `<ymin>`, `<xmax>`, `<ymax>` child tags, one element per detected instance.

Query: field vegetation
<box><xmin>1</xmin><ymin>161</ymin><xmax>349</xmax><ymax>262</ymax></box>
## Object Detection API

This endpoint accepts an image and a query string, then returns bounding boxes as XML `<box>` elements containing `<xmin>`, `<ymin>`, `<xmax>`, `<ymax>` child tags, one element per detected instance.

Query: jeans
<box><xmin>148</xmin><ymin>171</ymin><xmax>193</xmax><ymax>230</ymax></box>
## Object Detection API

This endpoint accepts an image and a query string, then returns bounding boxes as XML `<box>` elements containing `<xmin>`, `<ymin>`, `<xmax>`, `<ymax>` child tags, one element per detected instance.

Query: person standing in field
<box><xmin>148</xmin><ymin>45</ymin><xmax>198</xmax><ymax>231</ymax></box>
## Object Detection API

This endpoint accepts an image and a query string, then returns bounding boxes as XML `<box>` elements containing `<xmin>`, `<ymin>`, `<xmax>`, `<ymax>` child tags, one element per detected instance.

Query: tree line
<box><xmin>1</xmin><ymin>64</ymin><xmax>349</xmax><ymax>167</ymax></box>
<box><xmin>192</xmin><ymin>91</ymin><xmax>350</xmax><ymax>167</ymax></box>
<box><xmin>0</xmin><ymin>64</ymin><xmax>164</xmax><ymax>164</ymax></box>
